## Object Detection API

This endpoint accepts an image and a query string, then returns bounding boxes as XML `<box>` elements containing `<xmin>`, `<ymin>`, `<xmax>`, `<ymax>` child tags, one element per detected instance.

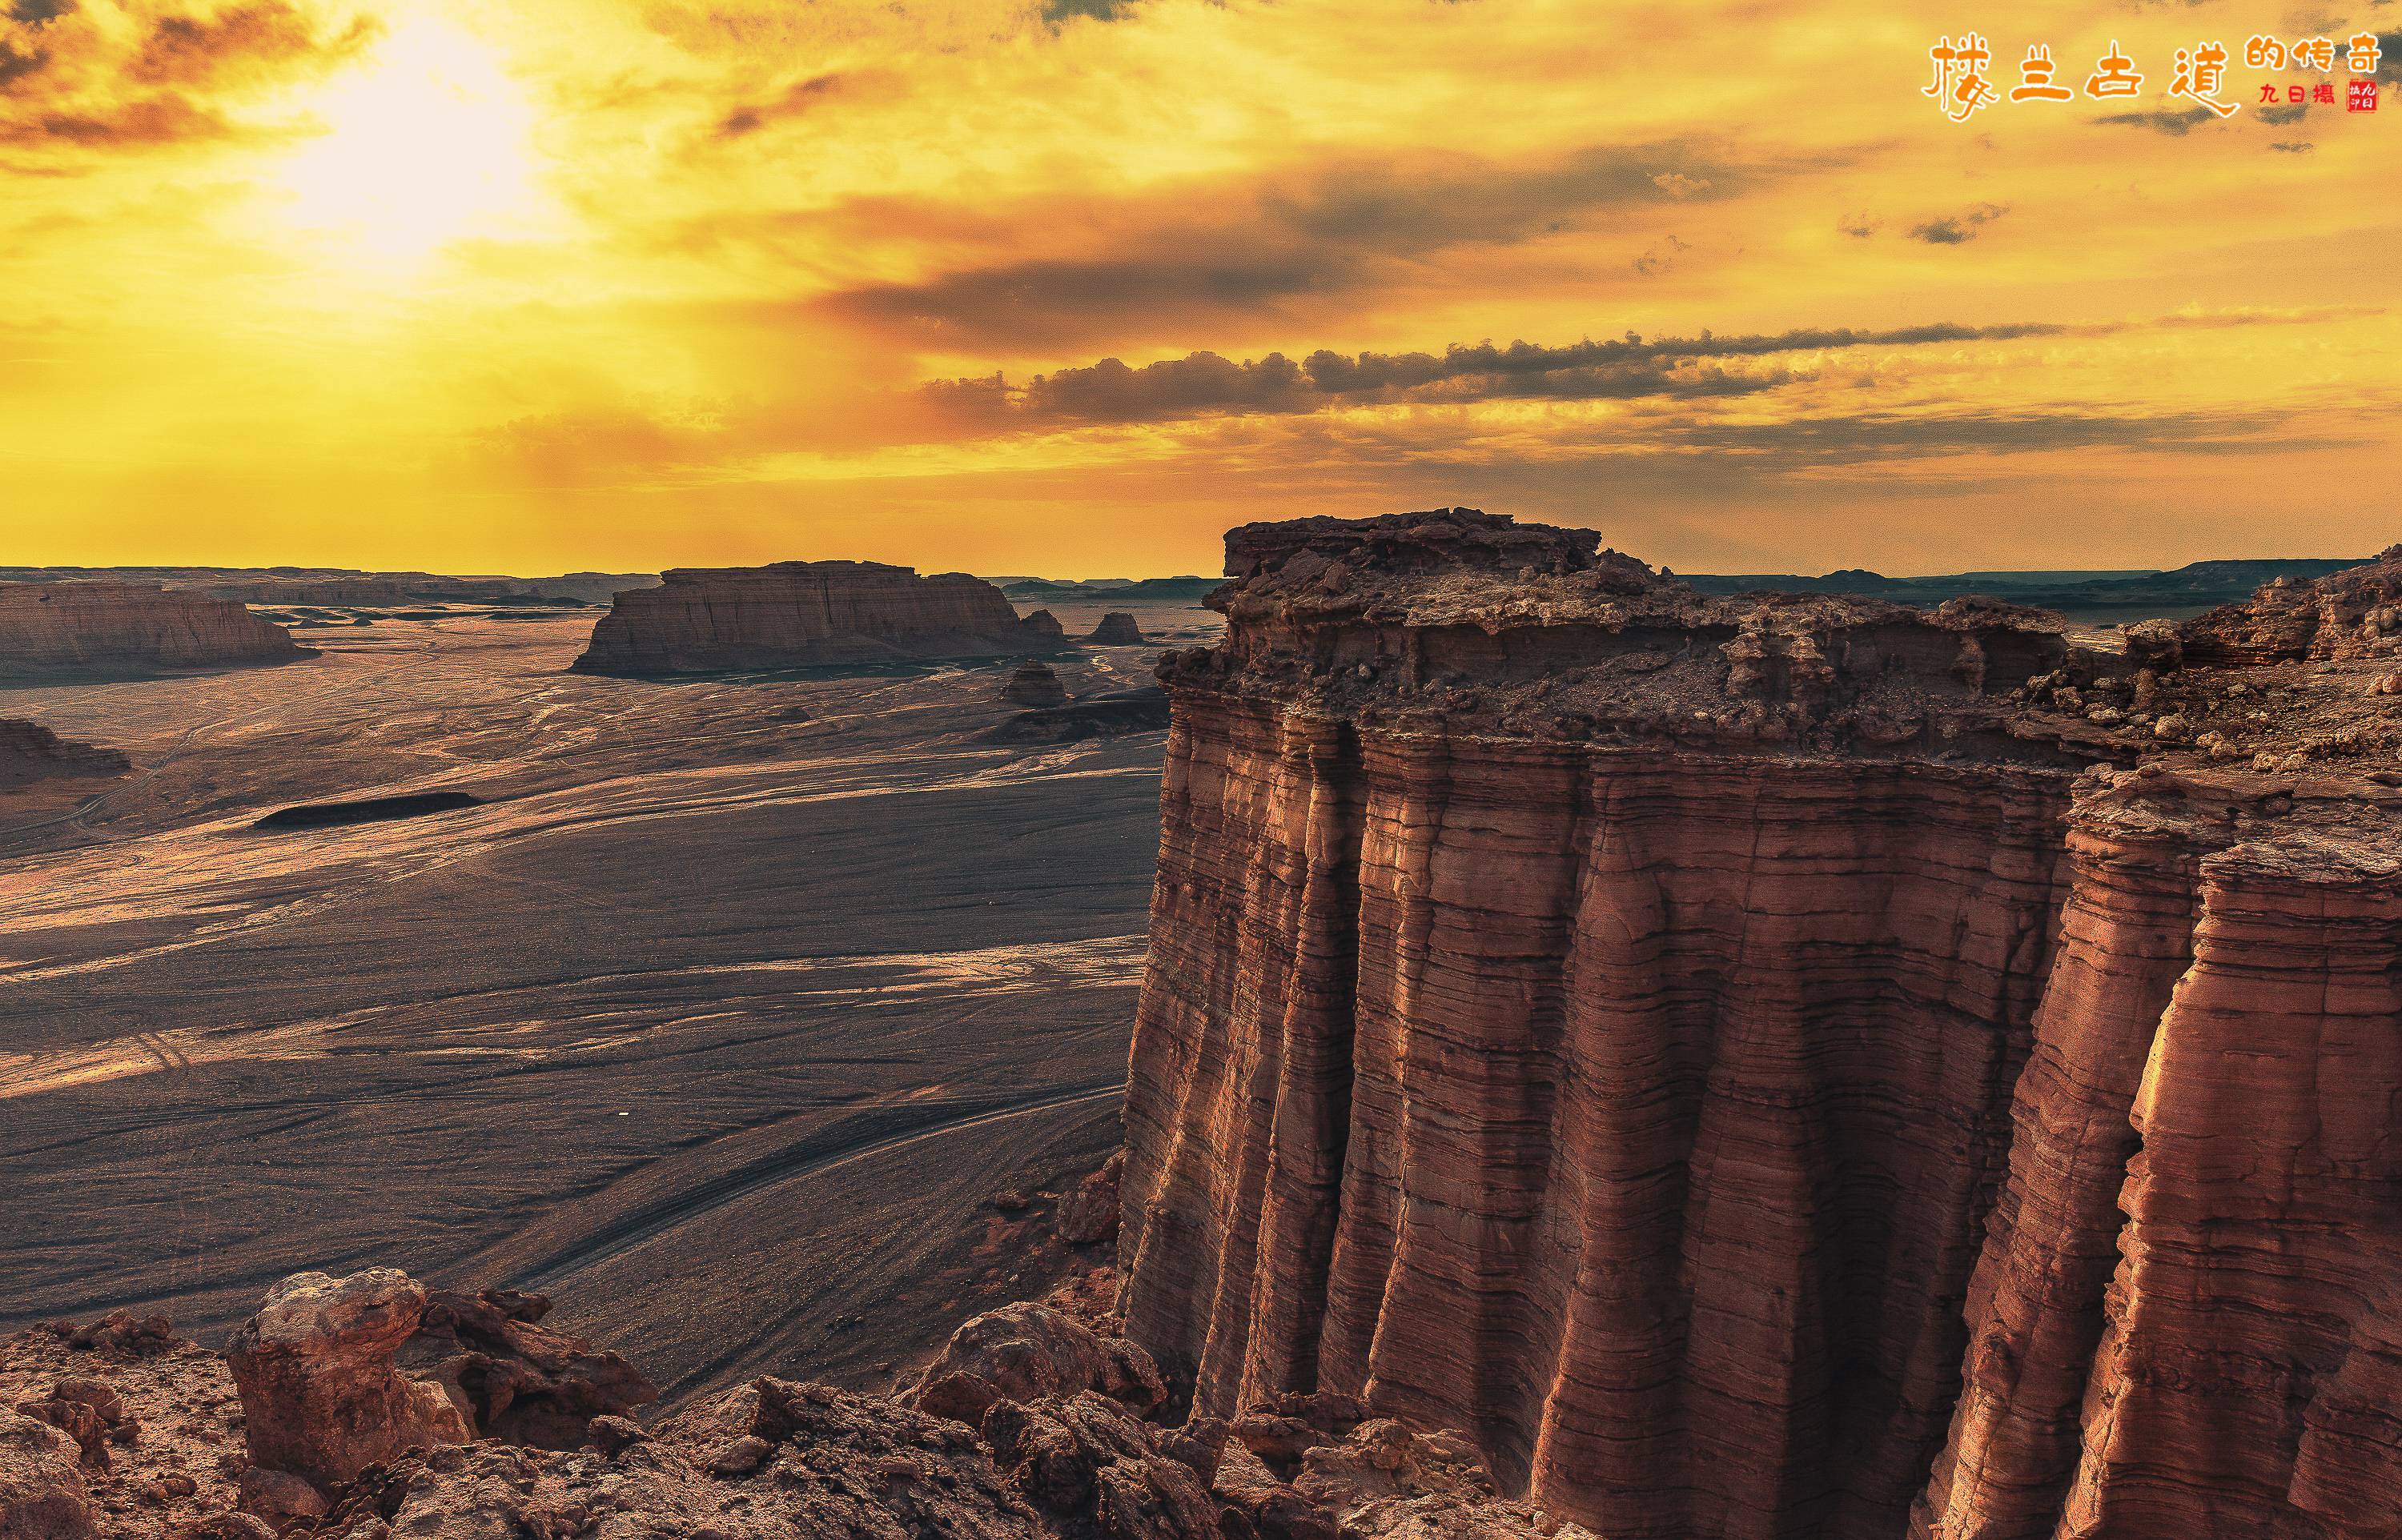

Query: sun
<box><xmin>273</xmin><ymin>15</ymin><xmax>542</xmax><ymax>262</ymax></box>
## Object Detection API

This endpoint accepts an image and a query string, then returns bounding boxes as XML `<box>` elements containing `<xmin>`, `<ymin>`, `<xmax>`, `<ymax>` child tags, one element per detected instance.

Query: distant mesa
<box><xmin>998</xmin><ymin>575</ymin><xmax>1219</xmax><ymax>605</ymax></box>
<box><xmin>572</xmin><ymin>561</ymin><xmax>1070</xmax><ymax>676</ymax></box>
<box><xmin>1086</xmin><ymin>612</ymin><xmax>1145</xmax><ymax>644</ymax></box>
<box><xmin>1001</xmin><ymin>660</ymin><xmax>1070</xmax><ymax>708</ymax></box>
<box><xmin>253</xmin><ymin>790</ymin><xmax>484</xmax><ymax>831</ymax></box>
<box><xmin>1683</xmin><ymin>556</ymin><xmax>2365</xmax><ymax>622</ymax></box>
<box><xmin>0</xmin><ymin>567</ymin><xmax>661</xmax><ymax>609</ymax></box>
<box><xmin>986</xmin><ymin>685</ymin><xmax>1171</xmax><ymax>744</ymax></box>
<box><xmin>0</xmin><ymin>582</ymin><xmax>309</xmax><ymax>682</ymax></box>
<box><xmin>0</xmin><ymin>718</ymin><xmax>130</xmax><ymax>790</ymax></box>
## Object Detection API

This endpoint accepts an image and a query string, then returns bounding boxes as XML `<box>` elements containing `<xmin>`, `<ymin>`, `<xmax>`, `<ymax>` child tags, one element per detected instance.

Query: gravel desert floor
<box><xmin>0</xmin><ymin>601</ymin><xmax>1211</xmax><ymax>1407</ymax></box>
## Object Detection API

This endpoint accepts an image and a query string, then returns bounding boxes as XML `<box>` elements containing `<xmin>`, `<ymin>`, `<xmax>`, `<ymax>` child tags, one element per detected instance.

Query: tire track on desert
<box><xmin>509</xmin><ymin>1081</ymin><xmax>1121</xmax><ymax>1293</ymax></box>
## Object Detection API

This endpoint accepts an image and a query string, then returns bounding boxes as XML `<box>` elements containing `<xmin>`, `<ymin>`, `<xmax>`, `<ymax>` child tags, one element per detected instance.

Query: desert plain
<box><xmin>0</xmin><ymin>598</ymin><xmax>1211</xmax><ymax>1407</ymax></box>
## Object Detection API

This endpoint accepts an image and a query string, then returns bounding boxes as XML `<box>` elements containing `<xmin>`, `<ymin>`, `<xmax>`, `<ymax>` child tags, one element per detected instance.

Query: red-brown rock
<box><xmin>0</xmin><ymin>1410</ymin><xmax>96</xmax><ymax>1539</ymax></box>
<box><xmin>572</xmin><ymin>560</ymin><xmax>1066</xmax><ymax>673</ymax></box>
<box><xmin>401</xmin><ymin>1287</ymin><xmax>656</xmax><ymax>1449</ymax></box>
<box><xmin>0</xmin><ymin>583</ymin><xmax>306</xmax><ymax>680</ymax></box>
<box><xmin>1088</xmin><ymin>612</ymin><xmax>1146</xmax><ymax>645</ymax></box>
<box><xmin>1058</xmin><ymin>1151</ymin><xmax>1126</xmax><ymax>1246</ymax></box>
<box><xmin>1116</xmin><ymin>509</ymin><xmax>2402</xmax><ymax>1540</ymax></box>
<box><xmin>225</xmin><ymin>1269</ymin><xmax>470</xmax><ymax>1492</ymax></box>
<box><xmin>915</xmin><ymin>1302</ymin><xmax>1167</xmax><ymax>1429</ymax></box>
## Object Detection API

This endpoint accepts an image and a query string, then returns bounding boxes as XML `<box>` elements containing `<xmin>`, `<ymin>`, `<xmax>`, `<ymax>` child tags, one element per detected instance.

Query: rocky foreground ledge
<box><xmin>0</xmin><ymin>1209</ymin><xmax>1565</xmax><ymax>1539</ymax></box>
<box><xmin>1120</xmin><ymin>509</ymin><xmax>2402</xmax><ymax>1539</ymax></box>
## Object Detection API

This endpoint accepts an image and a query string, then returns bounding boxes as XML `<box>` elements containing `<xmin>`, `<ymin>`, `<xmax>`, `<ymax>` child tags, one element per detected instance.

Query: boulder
<box><xmin>0</xmin><ymin>1410</ymin><xmax>96</xmax><ymax>1539</ymax></box>
<box><xmin>226</xmin><ymin>1269</ymin><xmax>471</xmax><ymax>1491</ymax></box>
<box><xmin>403</xmin><ymin>1286</ymin><xmax>657</xmax><ymax>1449</ymax></box>
<box><xmin>1056</xmin><ymin>1151</ymin><xmax>1124</xmax><ymax>1246</ymax></box>
<box><xmin>1087</xmin><ymin>612</ymin><xmax>1145</xmax><ymax>645</ymax></box>
<box><xmin>914</xmin><ymin>1303</ymin><xmax>1165</xmax><ymax>1429</ymax></box>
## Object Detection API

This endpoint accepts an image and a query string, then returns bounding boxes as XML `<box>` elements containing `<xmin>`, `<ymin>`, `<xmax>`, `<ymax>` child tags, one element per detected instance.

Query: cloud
<box><xmin>2269</xmin><ymin>138</ymin><xmax>2315</xmax><ymax>152</ymax></box>
<box><xmin>907</xmin><ymin>307</ymin><xmax>2375</xmax><ymax>434</ymax></box>
<box><xmin>0</xmin><ymin>34</ymin><xmax>43</xmax><ymax>86</ymax></box>
<box><xmin>921</xmin><ymin>320</ymin><xmax>2093</xmax><ymax>427</ymax></box>
<box><xmin>0</xmin><ymin>2</ymin><xmax>380</xmax><ymax>153</ymax></box>
<box><xmin>2258</xmin><ymin>101</ymin><xmax>2309</xmax><ymax>124</ymax></box>
<box><xmin>817</xmin><ymin>140</ymin><xmax>1788</xmax><ymax>347</ymax></box>
<box><xmin>1042</xmin><ymin>0</ymin><xmax>1143</xmax><ymax>19</ymax></box>
<box><xmin>1838</xmin><ymin>212</ymin><xmax>1878</xmax><ymax>239</ymax></box>
<box><xmin>1633</xmin><ymin>233</ymin><xmax>1689</xmax><ymax>275</ymax></box>
<box><xmin>717</xmin><ymin>71</ymin><xmax>846</xmax><ymax>138</ymax></box>
<box><xmin>2092</xmin><ymin>106</ymin><xmax>2217</xmax><ymax>135</ymax></box>
<box><xmin>1907</xmin><ymin>203</ymin><xmax>2007</xmax><ymax>244</ymax></box>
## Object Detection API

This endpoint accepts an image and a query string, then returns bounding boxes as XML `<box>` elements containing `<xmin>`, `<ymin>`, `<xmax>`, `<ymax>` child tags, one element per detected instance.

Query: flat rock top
<box><xmin>1215</xmin><ymin>507</ymin><xmax>2055</xmax><ymax>642</ymax></box>
<box><xmin>1176</xmin><ymin>507</ymin><xmax>2402</xmax><ymax>844</ymax></box>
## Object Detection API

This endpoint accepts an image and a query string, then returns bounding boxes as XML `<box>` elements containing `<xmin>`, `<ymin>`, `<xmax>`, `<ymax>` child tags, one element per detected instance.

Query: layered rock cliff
<box><xmin>572</xmin><ymin>561</ymin><xmax>1064</xmax><ymax>674</ymax></box>
<box><xmin>1117</xmin><ymin>509</ymin><xmax>2402</xmax><ymax>1540</ymax></box>
<box><xmin>0</xmin><ymin>584</ymin><xmax>306</xmax><ymax>680</ymax></box>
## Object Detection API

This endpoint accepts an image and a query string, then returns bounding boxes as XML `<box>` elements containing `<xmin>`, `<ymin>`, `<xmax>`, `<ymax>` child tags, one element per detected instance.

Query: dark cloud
<box><xmin>2257</xmin><ymin>100</ymin><xmax>2309</xmax><ymax>124</ymax></box>
<box><xmin>1042</xmin><ymin>0</ymin><xmax>1143</xmax><ymax>19</ymax></box>
<box><xmin>1633</xmin><ymin>234</ymin><xmax>1689</xmax><ymax>275</ymax></box>
<box><xmin>0</xmin><ymin>2</ymin><xmax>376</xmax><ymax>151</ymax></box>
<box><xmin>3</xmin><ymin>92</ymin><xmax>223</xmax><ymax>144</ymax></box>
<box><xmin>717</xmin><ymin>71</ymin><xmax>844</xmax><ymax>137</ymax></box>
<box><xmin>2092</xmin><ymin>106</ymin><xmax>2217</xmax><ymax>135</ymax></box>
<box><xmin>1907</xmin><ymin>203</ymin><xmax>2006</xmax><ymax>244</ymax></box>
<box><xmin>913</xmin><ymin>308</ymin><xmax>2370</xmax><ymax>433</ymax></box>
<box><xmin>1652</xmin><ymin>408</ymin><xmax>2352</xmax><ymax>464</ymax></box>
<box><xmin>922</xmin><ymin>320</ymin><xmax>2093</xmax><ymax>427</ymax></box>
<box><xmin>820</xmin><ymin>141</ymin><xmax>1789</xmax><ymax>347</ymax></box>
<box><xmin>1838</xmin><ymin>213</ymin><xmax>1878</xmax><ymax>239</ymax></box>
<box><xmin>2269</xmin><ymin>138</ymin><xmax>2315</xmax><ymax>151</ymax></box>
<box><xmin>0</xmin><ymin>34</ymin><xmax>43</xmax><ymax>86</ymax></box>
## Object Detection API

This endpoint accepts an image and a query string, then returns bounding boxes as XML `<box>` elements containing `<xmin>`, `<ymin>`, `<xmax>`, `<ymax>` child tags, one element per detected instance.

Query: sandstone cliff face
<box><xmin>573</xmin><ymin>561</ymin><xmax>1062</xmax><ymax>674</ymax></box>
<box><xmin>0</xmin><ymin>584</ymin><xmax>306</xmax><ymax>680</ymax></box>
<box><xmin>1118</xmin><ymin>509</ymin><xmax>2402</xmax><ymax>1540</ymax></box>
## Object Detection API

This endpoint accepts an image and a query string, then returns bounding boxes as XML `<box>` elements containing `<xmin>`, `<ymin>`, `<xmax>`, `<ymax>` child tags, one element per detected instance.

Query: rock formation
<box><xmin>0</xmin><ymin>584</ymin><xmax>306</xmax><ymax>680</ymax></box>
<box><xmin>400</xmin><ymin>1287</ymin><xmax>656</xmax><ymax>1449</ymax></box>
<box><xmin>1088</xmin><ymin>612</ymin><xmax>1146</xmax><ymax>644</ymax></box>
<box><xmin>1116</xmin><ymin>507</ymin><xmax>2402</xmax><ymax>1540</ymax></box>
<box><xmin>913</xmin><ymin>1300</ymin><xmax>1167</xmax><ymax>1429</ymax></box>
<box><xmin>0</xmin><ymin>1410</ymin><xmax>96</xmax><ymax>1540</ymax></box>
<box><xmin>988</xmin><ymin>687</ymin><xmax>1173</xmax><ymax>744</ymax></box>
<box><xmin>1004</xmin><ymin>660</ymin><xmax>1071</xmax><ymax>707</ymax></box>
<box><xmin>0</xmin><ymin>720</ymin><xmax>129</xmax><ymax>791</ymax></box>
<box><xmin>225</xmin><ymin>1269</ymin><xmax>473</xmax><ymax>1491</ymax></box>
<box><xmin>572</xmin><ymin>561</ymin><xmax>1065</xmax><ymax>674</ymax></box>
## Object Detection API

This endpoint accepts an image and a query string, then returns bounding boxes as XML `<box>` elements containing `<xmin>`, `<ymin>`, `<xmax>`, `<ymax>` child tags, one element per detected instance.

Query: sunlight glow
<box><xmin>273</xmin><ymin>16</ymin><xmax>542</xmax><ymax>262</ymax></box>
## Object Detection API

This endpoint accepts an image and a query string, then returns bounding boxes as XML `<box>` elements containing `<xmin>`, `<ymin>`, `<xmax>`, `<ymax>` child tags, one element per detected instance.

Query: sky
<box><xmin>0</xmin><ymin>0</ymin><xmax>2395</xmax><ymax>579</ymax></box>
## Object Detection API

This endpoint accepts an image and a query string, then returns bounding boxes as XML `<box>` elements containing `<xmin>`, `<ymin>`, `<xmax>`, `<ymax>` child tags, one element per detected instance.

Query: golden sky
<box><xmin>1</xmin><ymin>0</ymin><xmax>2395</xmax><ymax>577</ymax></box>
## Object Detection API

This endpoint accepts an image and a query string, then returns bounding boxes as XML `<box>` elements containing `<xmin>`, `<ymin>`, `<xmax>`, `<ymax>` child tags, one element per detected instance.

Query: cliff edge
<box><xmin>1119</xmin><ymin>507</ymin><xmax>2402</xmax><ymax>1540</ymax></box>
